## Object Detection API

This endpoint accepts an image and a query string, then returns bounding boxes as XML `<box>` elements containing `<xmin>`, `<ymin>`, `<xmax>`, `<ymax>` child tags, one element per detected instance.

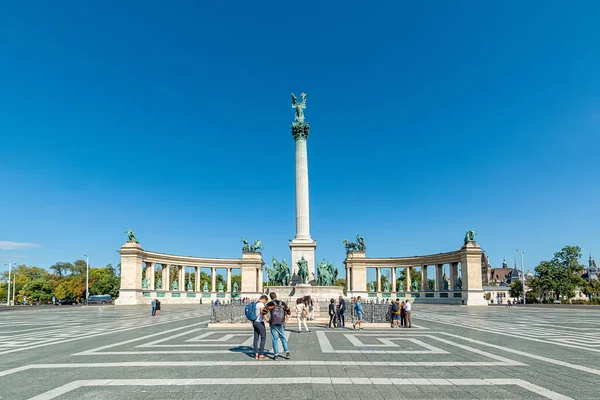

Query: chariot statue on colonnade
<box><xmin>343</xmin><ymin>235</ymin><xmax>366</xmax><ymax>252</ymax></box>
<box><xmin>241</xmin><ymin>238</ymin><xmax>264</xmax><ymax>252</ymax></box>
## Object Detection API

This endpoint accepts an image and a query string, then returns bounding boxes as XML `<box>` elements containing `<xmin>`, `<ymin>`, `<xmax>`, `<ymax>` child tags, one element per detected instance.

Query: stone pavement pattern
<box><xmin>1</xmin><ymin>305</ymin><xmax>599</xmax><ymax>399</ymax></box>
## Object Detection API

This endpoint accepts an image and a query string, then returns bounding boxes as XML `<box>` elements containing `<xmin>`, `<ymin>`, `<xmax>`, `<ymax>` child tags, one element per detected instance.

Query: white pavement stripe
<box><xmin>0</xmin><ymin>360</ymin><xmax>520</xmax><ymax>379</ymax></box>
<box><xmin>0</xmin><ymin>314</ymin><xmax>209</xmax><ymax>356</ymax></box>
<box><xmin>441</xmin><ymin>332</ymin><xmax>600</xmax><ymax>377</ymax></box>
<box><xmin>73</xmin><ymin>320</ymin><xmax>210</xmax><ymax>355</ymax></box>
<box><xmin>418</xmin><ymin>313</ymin><xmax>600</xmax><ymax>354</ymax></box>
<box><xmin>25</xmin><ymin>378</ymin><xmax>573</xmax><ymax>400</ymax></box>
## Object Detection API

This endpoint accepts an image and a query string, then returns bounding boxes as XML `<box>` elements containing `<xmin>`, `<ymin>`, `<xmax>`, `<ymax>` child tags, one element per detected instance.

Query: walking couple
<box><xmin>252</xmin><ymin>292</ymin><xmax>291</xmax><ymax>360</ymax></box>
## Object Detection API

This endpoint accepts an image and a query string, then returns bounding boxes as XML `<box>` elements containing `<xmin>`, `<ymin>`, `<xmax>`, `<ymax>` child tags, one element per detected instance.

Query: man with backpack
<box><xmin>261</xmin><ymin>292</ymin><xmax>291</xmax><ymax>360</ymax></box>
<box><xmin>245</xmin><ymin>295</ymin><xmax>269</xmax><ymax>360</ymax></box>
<box><xmin>391</xmin><ymin>299</ymin><xmax>401</xmax><ymax>328</ymax></box>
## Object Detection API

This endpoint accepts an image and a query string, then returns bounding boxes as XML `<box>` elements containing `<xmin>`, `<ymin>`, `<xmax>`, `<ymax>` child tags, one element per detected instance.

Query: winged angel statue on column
<box><xmin>291</xmin><ymin>92</ymin><xmax>307</xmax><ymax>122</ymax></box>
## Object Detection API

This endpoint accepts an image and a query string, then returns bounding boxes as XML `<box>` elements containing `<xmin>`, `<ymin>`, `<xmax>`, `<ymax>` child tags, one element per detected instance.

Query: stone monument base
<box><xmin>265</xmin><ymin>285</ymin><xmax>344</xmax><ymax>303</ymax></box>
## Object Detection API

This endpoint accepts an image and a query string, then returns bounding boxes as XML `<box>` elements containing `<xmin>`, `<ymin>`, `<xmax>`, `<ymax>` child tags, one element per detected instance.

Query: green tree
<box><xmin>20</xmin><ymin>278</ymin><xmax>53</xmax><ymax>303</ymax></box>
<box><xmin>69</xmin><ymin>260</ymin><xmax>87</xmax><ymax>275</ymax></box>
<box><xmin>334</xmin><ymin>278</ymin><xmax>346</xmax><ymax>289</ymax></box>
<box><xmin>50</xmin><ymin>262</ymin><xmax>72</xmax><ymax>278</ymax></box>
<box><xmin>582</xmin><ymin>279</ymin><xmax>600</xmax><ymax>300</ymax></box>
<box><xmin>534</xmin><ymin>245</ymin><xmax>586</xmax><ymax>300</ymax></box>
<box><xmin>200</xmin><ymin>272</ymin><xmax>211</xmax><ymax>290</ymax></box>
<box><xmin>397</xmin><ymin>268</ymin><xmax>421</xmax><ymax>290</ymax></box>
<box><xmin>508</xmin><ymin>281</ymin><xmax>523</xmax><ymax>299</ymax></box>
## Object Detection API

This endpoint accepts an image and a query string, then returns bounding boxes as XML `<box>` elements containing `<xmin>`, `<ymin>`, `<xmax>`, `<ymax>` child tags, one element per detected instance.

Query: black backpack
<box><xmin>392</xmin><ymin>303</ymin><xmax>399</xmax><ymax>313</ymax></box>
<box><xmin>270</xmin><ymin>300</ymin><xmax>285</xmax><ymax>325</ymax></box>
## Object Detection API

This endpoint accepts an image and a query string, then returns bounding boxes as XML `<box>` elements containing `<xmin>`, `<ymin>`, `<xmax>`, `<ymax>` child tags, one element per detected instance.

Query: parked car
<box><xmin>88</xmin><ymin>295</ymin><xmax>112</xmax><ymax>305</ymax></box>
<box><xmin>56</xmin><ymin>299</ymin><xmax>78</xmax><ymax>305</ymax></box>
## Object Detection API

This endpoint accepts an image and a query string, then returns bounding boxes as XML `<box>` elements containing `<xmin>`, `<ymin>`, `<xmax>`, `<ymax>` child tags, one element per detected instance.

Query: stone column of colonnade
<box><xmin>211</xmin><ymin>267</ymin><xmax>216</xmax><ymax>292</ymax></box>
<box><xmin>391</xmin><ymin>268</ymin><xmax>396</xmax><ymax>292</ymax></box>
<box><xmin>178</xmin><ymin>266</ymin><xmax>185</xmax><ymax>291</ymax></box>
<box><xmin>226</xmin><ymin>268</ymin><xmax>232</xmax><ymax>293</ymax></box>
<box><xmin>450</xmin><ymin>262</ymin><xmax>459</xmax><ymax>290</ymax></box>
<box><xmin>161</xmin><ymin>264</ymin><xmax>169</xmax><ymax>289</ymax></box>
<box><xmin>376</xmin><ymin>267</ymin><xmax>381</xmax><ymax>292</ymax></box>
<box><xmin>146</xmin><ymin>262</ymin><xmax>155</xmax><ymax>290</ymax></box>
<box><xmin>435</xmin><ymin>264</ymin><xmax>443</xmax><ymax>291</ymax></box>
<box><xmin>406</xmin><ymin>266</ymin><xmax>412</xmax><ymax>292</ymax></box>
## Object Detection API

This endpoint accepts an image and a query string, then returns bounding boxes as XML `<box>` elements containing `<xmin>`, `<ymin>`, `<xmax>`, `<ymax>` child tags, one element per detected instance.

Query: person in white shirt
<box><xmin>402</xmin><ymin>300</ymin><xmax>412</xmax><ymax>328</ymax></box>
<box><xmin>295</xmin><ymin>298</ymin><xmax>310</xmax><ymax>332</ymax></box>
<box><xmin>253</xmin><ymin>295</ymin><xmax>268</xmax><ymax>360</ymax></box>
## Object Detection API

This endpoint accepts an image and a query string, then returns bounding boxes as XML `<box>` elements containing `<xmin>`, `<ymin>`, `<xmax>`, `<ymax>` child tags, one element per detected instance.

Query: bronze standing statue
<box><xmin>125</xmin><ymin>229</ymin><xmax>138</xmax><ymax>243</ymax></box>
<box><xmin>297</xmin><ymin>256</ymin><xmax>309</xmax><ymax>284</ymax></box>
<box><xmin>291</xmin><ymin>92</ymin><xmax>307</xmax><ymax>122</ymax></box>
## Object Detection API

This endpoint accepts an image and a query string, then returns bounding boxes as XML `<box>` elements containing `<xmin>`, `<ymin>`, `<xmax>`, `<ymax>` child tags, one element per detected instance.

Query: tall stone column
<box><xmin>162</xmin><ymin>265</ymin><xmax>169</xmax><ymax>291</ymax></box>
<box><xmin>435</xmin><ymin>264</ymin><xmax>443</xmax><ymax>291</ymax></box>
<box><xmin>179</xmin><ymin>266</ymin><xmax>185</xmax><ymax>291</ymax></box>
<box><xmin>146</xmin><ymin>262</ymin><xmax>155</xmax><ymax>290</ymax></box>
<box><xmin>195</xmin><ymin>267</ymin><xmax>200</xmax><ymax>292</ymax></box>
<box><xmin>406</xmin><ymin>267</ymin><xmax>412</xmax><ymax>292</ymax></box>
<box><xmin>421</xmin><ymin>266</ymin><xmax>428</xmax><ymax>291</ymax></box>
<box><xmin>450</xmin><ymin>262</ymin><xmax>458</xmax><ymax>290</ymax></box>
<box><xmin>376</xmin><ymin>268</ymin><xmax>381</xmax><ymax>292</ymax></box>
<box><xmin>391</xmin><ymin>268</ymin><xmax>397</xmax><ymax>292</ymax></box>
<box><xmin>211</xmin><ymin>267</ymin><xmax>216</xmax><ymax>292</ymax></box>
<box><xmin>257</xmin><ymin>267</ymin><xmax>263</xmax><ymax>292</ymax></box>
<box><xmin>289</xmin><ymin>120</ymin><xmax>317</xmax><ymax>279</ymax></box>
<box><xmin>226</xmin><ymin>268</ymin><xmax>232</xmax><ymax>293</ymax></box>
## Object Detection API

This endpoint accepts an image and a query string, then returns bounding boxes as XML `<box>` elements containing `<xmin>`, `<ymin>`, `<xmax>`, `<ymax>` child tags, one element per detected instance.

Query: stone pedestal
<box><xmin>460</xmin><ymin>241</ymin><xmax>487</xmax><ymax>306</ymax></box>
<box><xmin>344</xmin><ymin>251</ymin><xmax>367</xmax><ymax>297</ymax></box>
<box><xmin>115</xmin><ymin>241</ymin><xmax>144</xmax><ymax>305</ymax></box>
<box><xmin>240</xmin><ymin>251</ymin><xmax>264</xmax><ymax>296</ymax></box>
<box><xmin>265</xmin><ymin>285</ymin><xmax>344</xmax><ymax>304</ymax></box>
<box><xmin>289</xmin><ymin>239</ymin><xmax>317</xmax><ymax>278</ymax></box>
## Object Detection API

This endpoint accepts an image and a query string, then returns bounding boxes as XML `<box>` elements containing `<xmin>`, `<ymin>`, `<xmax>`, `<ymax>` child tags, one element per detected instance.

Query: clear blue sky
<box><xmin>1</xmin><ymin>1</ymin><xmax>599</xmax><ymax>277</ymax></box>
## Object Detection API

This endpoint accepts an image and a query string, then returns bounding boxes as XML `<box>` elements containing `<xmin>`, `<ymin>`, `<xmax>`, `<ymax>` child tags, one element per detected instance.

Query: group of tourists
<box><xmin>241</xmin><ymin>293</ymin><xmax>418</xmax><ymax>359</ymax></box>
<box><xmin>247</xmin><ymin>292</ymin><xmax>291</xmax><ymax>360</ymax></box>
<box><xmin>150</xmin><ymin>299</ymin><xmax>161</xmax><ymax>316</ymax></box>
<box><xmin>390</xmin><ymin>299</ymin><xmax>412</xmax><ymax>328</ymax></box>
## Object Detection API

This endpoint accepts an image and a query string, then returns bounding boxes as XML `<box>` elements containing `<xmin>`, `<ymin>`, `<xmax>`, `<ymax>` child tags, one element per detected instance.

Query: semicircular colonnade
<box><xmin>344</xmin><ymin>240</ymin><xmax>487</xmax><ymax>305</ymax></box>
<box><xmin>115</xmin><ymin>241</ymin><xmax>264</xmax><ymax>305</ymax></box>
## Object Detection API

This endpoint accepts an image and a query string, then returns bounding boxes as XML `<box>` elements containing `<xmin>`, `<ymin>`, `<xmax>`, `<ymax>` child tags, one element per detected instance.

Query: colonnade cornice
<box><xmin>345</xmin><ymin>251</ymin><xmax>465</xmax><ymax>267</ymax></box>
<box><xmin>141</xmin><ymin>250</ymin><xmax>243</xmax><ymax>268</ymax></box>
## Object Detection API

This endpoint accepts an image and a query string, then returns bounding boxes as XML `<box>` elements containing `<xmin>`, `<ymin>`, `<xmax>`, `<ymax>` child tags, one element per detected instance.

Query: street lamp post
<box><xmin>12</xmin><ymin>263</ymin><xmax>16</xmax><ymax>305</ymax></box>
<box><xmin>4</xmin><ymin>263</ymin><xmax>12</xmax><ymax>306</ymax></box>
<box><xmin>516</xmin><ymin>250</ymin><xmax>525</xmax><ymax>305</ymax></box>
<box><xmin>84</xmin><ymin>255</ymin><xmax>89</xmax><ymax>306</ymax></box>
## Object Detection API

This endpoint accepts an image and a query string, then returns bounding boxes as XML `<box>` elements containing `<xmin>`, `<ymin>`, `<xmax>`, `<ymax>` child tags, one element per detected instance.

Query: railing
<box><xmin>347</xmin><ymin>301</ymin><xmax>392</xmax><ymax>323</ymax></box>
<box><xmin>210</xmin><ymin>300</ymin><xmax>395</xmax><ymax>324</ymax></box>
<box><xmin>211</xmin><ymin>302</ymin><xmax>247</xmax><ymax>323</ymax></box>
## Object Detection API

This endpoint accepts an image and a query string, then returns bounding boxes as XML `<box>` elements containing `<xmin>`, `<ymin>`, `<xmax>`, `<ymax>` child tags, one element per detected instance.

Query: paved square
<box><xmin>1</xmin><ymin>305</ymin><xmax>599</xmax><ymax>399</ymax></box>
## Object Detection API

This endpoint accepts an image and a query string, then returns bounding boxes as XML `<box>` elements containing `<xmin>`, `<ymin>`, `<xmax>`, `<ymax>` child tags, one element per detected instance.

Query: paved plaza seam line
<box><xmin>25</xmin><ymin>378</ymin><xmax>572</xmax><ymax>400</ymax></box>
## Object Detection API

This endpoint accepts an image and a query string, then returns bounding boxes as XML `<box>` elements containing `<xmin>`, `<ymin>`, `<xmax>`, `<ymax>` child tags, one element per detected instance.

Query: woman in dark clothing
<box><xmin>400</xmin><ymin>301</ymin><xmax>406</xmax><ymax>327</ymax></box>
<box><xmin>155</xmin><ymin>299</ymin><xmax>161</xmax><ymax>316</ymax></box>
<box><xmin>328</xmin><ymin>298</ymin><xmax>337</xmax><ymax>328</ymax></box>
